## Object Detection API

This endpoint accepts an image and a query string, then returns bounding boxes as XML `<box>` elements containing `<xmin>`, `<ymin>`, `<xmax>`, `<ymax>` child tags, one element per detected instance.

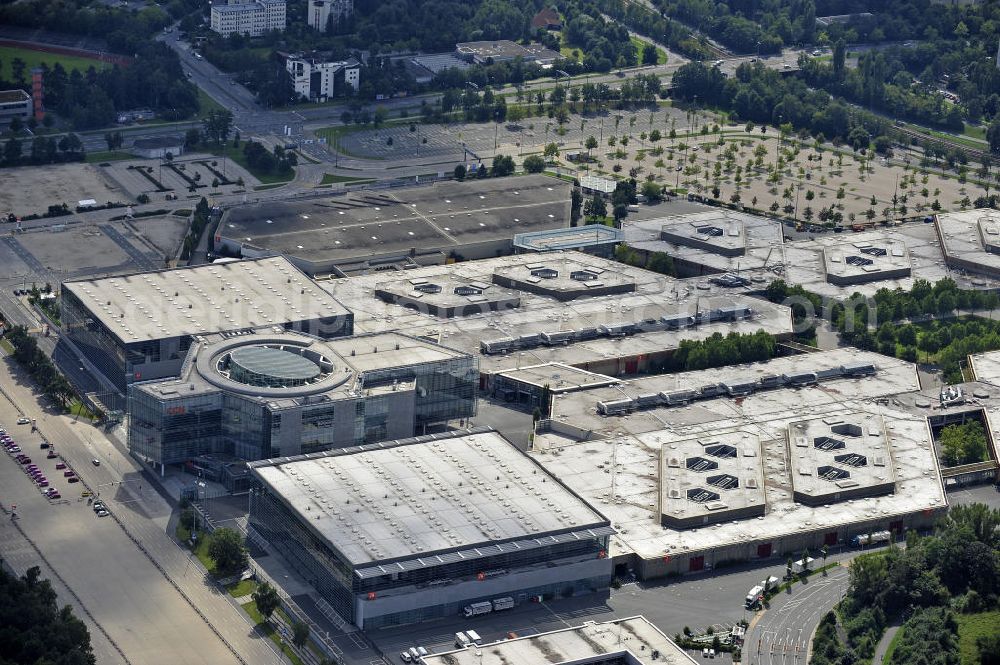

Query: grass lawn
<box><xmin>957</xmin><ymin>610</ymin><xmax>1000</xmax><ymax>665</ymax></box>
<box><xmin>629</xmin><ymin>36</ymin><xmax>666</xmax><ymax>64</ymax></box>
<box><xmin>227</xmin><ymin>578</ymin><xmax>257</xmax><ymax>598</ymax></box>
<box><xmin>0</xmin><ymin>338</ymin><xmax>14</xmax><ymax>355</ymax></box>
<box><xmin>85</xmin><ymin>150</ymin><xmax>133</xmax><ymax>164</ymax></box>
<box><xmin>241</xmin><ymin>602</ymin><xmax>305</xmax><ymax>665</ymax></box>
<box><xmin>0</xmin><ymin>45</ymin><xmax>109</xmax><ymax>83</ymax></box>
<box><xmin>67</xmin><ymin>399</ymin><xmax>95</xmax><ymax>420</ymax></box>
<box><xmin>208</xmin><ymin>143</ymin><xmax>294</xmax><ymax>185</ymax></box>
<box><xmin>881</xmin><ymin>624</ymin><xmax>906</xmax><ymax>664</ymax></box>
<box><xmin>320</xmin><ymin>173</ymin><xmax>372</xmax><ymax>185</ymax></box>
<box><xmin>964</xmin><ymin>125</ymin><xmax>986</xmax><ymax>141</ymax></box>
<box><xmin>175</xmin><ymin>522</ymin><xmax>218</xmax><ymax>574</ymax></box>
<box><xmin>196</xmin><ymin>89</ymin><xmax>225</xmax><ymax>119</ymax></box>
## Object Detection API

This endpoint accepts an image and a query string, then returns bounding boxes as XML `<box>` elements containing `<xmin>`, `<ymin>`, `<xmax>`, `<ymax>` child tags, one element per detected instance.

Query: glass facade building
<box><xmin>247</xmin><ymin>432</ymin><xmax>613</xmax><ymax>630</ymax></box>
<box><xmin>127</xmin><ymin>331</ymin><xmax>477</xmax><ymax>466</ymax></box>
<box><xmin>61</xmin><ymin>257</ymin><xmax>354</xmax><ymax>394</ymax></box>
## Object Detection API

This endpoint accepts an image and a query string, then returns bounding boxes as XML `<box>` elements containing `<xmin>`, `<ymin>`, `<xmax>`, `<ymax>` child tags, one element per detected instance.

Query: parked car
<box><xmin>91</xmin><ymin>459</ymin><xmax>101</xmax><ymax>466</ymax></box>
<box><xmin>55</xmin><ymin>462</ymin><xmax>66</xmax><ymax>470</ymax></box>
<box><xmin>16</xmin><ymin>417</ymin><xmax>30</xmax><ymax>425</ymax></box>
<box><xmin>47</xmin><ymin>450</ymin><xmax>57</xmax><ymax>459</ymax></box>
<box><xmin>64</xmin><ymin>470</ymin><xmax>75</xmax><ymax>478</ymax></box>
<box><xmin>48</xmin><ymin>491</ymin><xmax>61</xmax><ymax>499</ymax></box>
<box><xmin>68</xmin><ymin>476</ymin><xmax>80</xmax><ymax>483</ymax></box>
<box><xmin>96</xmin><ymin>509</ymin><xmax>110</xmax><ymax>517</ymax></box>
<box><xmin>39</xmin><ymin>442</ymin><xmax>49</xmax><ymax>449</ymax></box>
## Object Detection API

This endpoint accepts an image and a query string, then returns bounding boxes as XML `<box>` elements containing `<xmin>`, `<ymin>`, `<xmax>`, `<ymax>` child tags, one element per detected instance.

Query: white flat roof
<box><xmin>422</xmin><ymin>616</ymin><xmax>698</xmax><ymax>665</ymax></box>
<box><xmin>318</xmin><ymin>252</ymin><xmax>793</xmax><ymax>374</ymax></box>
<box><xmin>532</xmin><ymin>350</ymin><xmax>945</xmax><ymax>561</ymax></box>
<box><xmin>251</xmin><ymin>430</ymin><xmax>609</xmax><ymax>567</ymax></box>
<box><xmin>64</xmin><ymin>256</ymin><xmax>349</xmax><ymax>344</ymax></box>
<box><xmin>625</xmin><ymin>212</ymin><xmax>1000</xmax><ymax>298</ymax></box>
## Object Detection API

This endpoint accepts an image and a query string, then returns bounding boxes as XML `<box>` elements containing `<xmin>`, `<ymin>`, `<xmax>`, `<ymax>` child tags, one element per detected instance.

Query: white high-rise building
<box><xmin>210</xmin><ymin>0</ymin><xmax>286</xmax><ymax>37</ymax></box>
<box><xmin>286</xmin><ymin>54</ymin><xmax>360</xmax><ymax>101</ymax></box>
<box><xmin>306</xmin><ymin>0</ymin><xmax>353</xmax><ymax>32</ymax></box>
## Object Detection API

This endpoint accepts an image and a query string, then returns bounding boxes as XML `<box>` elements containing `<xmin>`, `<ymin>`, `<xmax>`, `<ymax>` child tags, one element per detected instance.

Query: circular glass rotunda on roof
<box><xmin>219</xmin><ymin>345</ymin><xmax>331</xmax><ymax>388</ymax></box>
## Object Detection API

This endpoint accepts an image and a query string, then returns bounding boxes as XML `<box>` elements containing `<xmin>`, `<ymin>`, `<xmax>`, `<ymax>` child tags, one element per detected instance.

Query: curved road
<box><xmin>744</xmin><ymin>566</ymin><xmax>849</xmax><ymax>665</ymax></box>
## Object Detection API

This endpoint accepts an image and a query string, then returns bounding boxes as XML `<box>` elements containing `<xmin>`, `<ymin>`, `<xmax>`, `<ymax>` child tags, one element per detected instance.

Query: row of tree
<box><xmin>666</xmin><ymin>330</ymin><xmax>777</xmax><ymax>372</ymax></box>
<box><xmin>1</xmin><ymin>134</ymin><xmax>84</xmax><ymax>168</ymax></box>
<box><xmin>4</xmin><ymin>325</ymin><xmax>76</xmax><ymax>410</ymax></box>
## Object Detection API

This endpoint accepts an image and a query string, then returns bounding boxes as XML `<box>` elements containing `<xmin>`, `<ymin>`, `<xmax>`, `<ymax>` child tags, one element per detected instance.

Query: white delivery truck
<box><xmin>463</xmin><ymin>601</ymin><xmax>493</xmax><ymax>618</ymax></box>
<box><xmin>492</xmin><ymin>597</ymin><xmax>514</xmax><ymax>612</ymax></box>
<box><xmin>466</xmin><ymin>630</ymin><xmax>481</xmax><ymax>644</ymax></box>
<box><xmin>850</xmin><ymin>530</ymin><xmax>892</xmax><ymax>547</ymax></box>
<box><xmin>455</xmin><ymin>632</ymin><xmax>471</xmax><ymax>648</ymax></box>
<box><xmin>792</xmin><ymin>557</ymin><xmax>815</xmax><ymax>574</ymax></box>
<box><xmin>744</xmin><ymin>584</ymin><xmax>765</xmax><ymax>609</ymax></box>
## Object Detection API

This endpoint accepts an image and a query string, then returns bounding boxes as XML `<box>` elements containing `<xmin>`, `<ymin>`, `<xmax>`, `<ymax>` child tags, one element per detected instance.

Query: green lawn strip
<box><xmin>880</xmin><ymin>624</ymin><xmax>905</xmax><ymax>665</ymax></box>
<box><xmin>226</xmin><ymin>579</ymin><xmax>257</xmax><ymax>598</ymax></box>
<box><xmin>208</xmin><ymin>144</ymin><xmax>294</xmax><ymax>185</ymax></box>
<box><xmin>957</xmin><ymin>610</ymin><xmax>1000</xmax><ymax>665</ymax></box>
<box><xmin>175</xmin><ymin>524</ymin><xmax>218</xmax><ymax>574</ymax></box>
<box><xmin>241</xmin><ymin>602</ymin><xmax>305</xmax><ymax>665</ymax></box>
<box><xmin>196</xmin><ymin>89</ymin><xmax>226</xmax><ymax>120</ymax></box>
<box><xmin>85</xmin><ymin>150</ymin><xmax>134</xmax><ymax>164</ymax></box>
<box><xmin>67</xmin><ymin>399</ymin><xmax>95</xmax><ymax>420</ymax></box>
<box><xmin>629</xmin><ymin>36</ymin><xmax>666</xmax><ymax>64</ymax></box>
<box><xmin>0</xmin><ymin>338</ymin><xmax>14</xmax><ymax>355</ymax></box>
<box><xmin>0</xmin><ymin>45</ymin><xmax>109</xmax><ymax>83</ymax></box>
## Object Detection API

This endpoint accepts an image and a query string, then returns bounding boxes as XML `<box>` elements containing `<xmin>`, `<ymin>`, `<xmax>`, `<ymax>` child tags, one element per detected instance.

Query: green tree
<box><xmin>584</xmin><ymin>135</ymin><xmax>598</xmax><ymax>155</ymax></box>
<box><xmin>584</xmin><ymin>194</ymin><xmax>607</xmax><ymax>219</ymax></box>
<box><xmin>989</xmin><ymin>117</ymin><xmax>1000</xmax><ymax>155</ymax></box>
<box><xmin>202</xmin><ymin>109</ymin><xmax>234</xmax><ymax>145</ymax></box>
<box><xmin>543</xmin><ymin>142</ymin><xmax>559</xmax><ymax>160</ymax></box>
<box><xmin>292</xmin><ymin>621</ymin><xmax>309</xmax><ymax>648</ymax></box>
<box><xmin>453</xmin><ymin>164</ymin><xmax>466</xmax><ymax>180</ymax></box>
<box><xmin>207</xmin><ymin>528</ymin><xmax>247</xmax><ymax>575</ymax></box>
<box><xmin>252</xmin><ymin>581</ymin><xmax>281</xmax><ymax>621</ymax></box>
<box><xmin>522</xmin><ymin>155</ymin><xmax>545</xmax><ymax>173</ymax></box>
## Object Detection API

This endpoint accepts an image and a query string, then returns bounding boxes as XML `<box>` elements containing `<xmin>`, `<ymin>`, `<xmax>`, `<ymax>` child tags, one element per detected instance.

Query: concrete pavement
<box><xmin>0</xmin><ymin>358</ymin><xmax>287</xmax><ymax>665</ymax></box>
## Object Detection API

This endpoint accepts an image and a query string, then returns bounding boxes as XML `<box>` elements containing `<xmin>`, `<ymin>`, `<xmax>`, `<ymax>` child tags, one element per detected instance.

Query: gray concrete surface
<box><xmin>0</xmin><ymin>358</ymin><xmax>286</xmax><ymax>665</ymax></box>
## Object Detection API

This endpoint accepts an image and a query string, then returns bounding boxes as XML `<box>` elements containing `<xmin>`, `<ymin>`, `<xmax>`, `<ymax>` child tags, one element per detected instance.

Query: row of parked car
<box><xmin>3</xmin><ymin>427</ymin><xmax>83</xmax><ymax>502</ymax></box>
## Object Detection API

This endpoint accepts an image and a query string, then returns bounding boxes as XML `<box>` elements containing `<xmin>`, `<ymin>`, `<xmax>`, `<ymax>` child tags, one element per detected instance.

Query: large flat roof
<box><xmin>250</xmin><ymin>429</ymin><xmax>609</xmax><ymax>568</ymax></box>
<box><xmin>218</xmin><ymin>176</ymin><xmax>570</xmax><ymax>268</ymax></box>
<box><xmin>318</xmin><ymin>252</ymin><xmax>794</xmax><ymax>374</ymax></box>
<box><xmin>63</xmin><ymin>256</ymin><xmax>350</xmax><ymax>344</ymax></box>
<box><xmin>532</xmin><ymin>350</ymin><xmax>945</xmax><ymax>562</ymax></box>
<box><xmin>936</xmin><ymin>208</ymin><xmax>1000</xmax><ymax>278</ymax></box>
<box><xmin>422</xmin><ymin>616</ymin><xmax>697</xmax><ymax>665</ymax></box>
<box><xmin>624</xmin><ymin>212</ymin><xmax>1000</xmax><ymax>298</ymax></box>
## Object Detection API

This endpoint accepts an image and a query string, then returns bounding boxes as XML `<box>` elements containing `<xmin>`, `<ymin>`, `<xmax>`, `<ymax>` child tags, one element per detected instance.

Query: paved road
<box><xmin>0</xmin><ymin>359</ymin><xmax>286</xmax><ymax>665</ymax></box>
<box><xmin>744</xmin><ymin>566</ymin><xmax>850</xmax><ymax>665</ymax></box>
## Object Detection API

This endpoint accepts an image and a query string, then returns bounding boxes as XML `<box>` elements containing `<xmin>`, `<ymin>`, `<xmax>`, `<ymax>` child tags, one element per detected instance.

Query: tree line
<box><xmin>0</xmin><ymin>566</ymin><xmax>95</xmax><ymax>665</ymax></box>
<box><xmin>660</xmin><ymin>330</ymin><xmax>777</xmax><ymax>373</ymax></box>
<box><xmin>3</xmin><ymin>325</ymin><xmax>77</xmax><ymax>410</ymax></box>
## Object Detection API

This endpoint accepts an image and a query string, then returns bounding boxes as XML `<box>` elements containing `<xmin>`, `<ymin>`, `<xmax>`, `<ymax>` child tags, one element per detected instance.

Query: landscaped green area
<box><xmin>810</xmin><ymin>504</ymin><xmax>999</xmax><ymax>665</ymax></box>
<box><xmin>629</xmin><ymin>36</ymin><xmax>666</xmax><ymax>64</ymax></box>
<box><xmin>957</xmin><ymin>611</ymin><xmax>1000</xmax><ymax>665</ymax></box>
<box><xmin>241</xmin><ymin>601</ymin><xmax>304</xmax><ymax>665</ymax></box>
<box><xmin>0</xmin><ymin>45</ymin><xmax>108</xmax><ymax>83</ymax></box>
<box><xmin>196</xmin><ymin>89</ymin><xmax>225</xmax><ymax>119</ymax></box>
<box><xmin>210</xmin><ymin>143</ymin><xmax>294</xmax><ymax>185</ymax></box>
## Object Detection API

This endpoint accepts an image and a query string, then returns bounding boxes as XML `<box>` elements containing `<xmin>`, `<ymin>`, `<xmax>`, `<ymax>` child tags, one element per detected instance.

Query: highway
<box><xmin>744</xmin><ymin>566</ymin><xmax>850</xmax><ymax>665</ymax></box>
